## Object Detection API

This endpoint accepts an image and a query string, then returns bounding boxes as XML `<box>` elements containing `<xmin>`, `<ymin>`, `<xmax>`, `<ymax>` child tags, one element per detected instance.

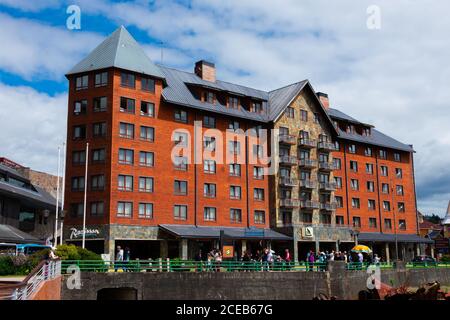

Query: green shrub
<box><xmin>55</xmin><ymin>244</ymin><xmax>80</xmax><ymax>260</ymax></box>
<box><xmin>76</xmin><ymin>247</ymin><xmax>102</xmax><ymax>261</ymax></box>
<box><xmin>441</xmin><ymin>255</ymin><xmax>450</xmax><ymax>263</ymax></box>
<box><xmin>0</xmin><ymin>256</ymin><xmax>15</xmax><ymax>276</ymax></box>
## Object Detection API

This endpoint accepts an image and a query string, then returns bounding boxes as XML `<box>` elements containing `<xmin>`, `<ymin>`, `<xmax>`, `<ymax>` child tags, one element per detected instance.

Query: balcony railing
<box><xmin>279</xmin><ymin>155</ymin><xmax>298</xmax><ymax>166</ymax></box>
<box><xmin>317</xmin><ymin>141</ymin><xmax>336</xmax><ymax>151</ymax></box>
<box><xmin>320</xmin><ymin>202</ymin><xmax>338</xmax><ymax>211</ymax></box>
<box><xmin>318</xmin><ymin>162</ymin><xmax>338</xmax><ymax>171</ymax></box>
<box><xmin>319</xmin><ymin>182</ymin><xmax>337</xmax><ymax>191</ymax></box>
<box><xmin>300</xmin><ymin>200</ymin><xmax>320</xmax><ymax>209</ymax></box>
<box><xmin>298</xmin><ymin>159</ymin><xmax>317</xmax><ymax>168</ymax></box>
<box><xmin>298</xmin><ymin>138</ymin><xmax>316</xmax><ymax>148</ymax></box>
<box><xmin>280</xmin><ymin>198</ymin><xmax>300</xmax><ymax>208</ymax></box>
<box><xmin>278</xmin><ymin>134</ymin><xmax>297</xmax><ymax>145</ymax></box>
<box><xmin>299</xmin><ymin>179</ymin><xmax>317</xmax><ymax>189</ymax></box>
<box><xmin>279</xmin><ymin>177</ymin><xmax>298</xmax><ymax>187</ymax></box>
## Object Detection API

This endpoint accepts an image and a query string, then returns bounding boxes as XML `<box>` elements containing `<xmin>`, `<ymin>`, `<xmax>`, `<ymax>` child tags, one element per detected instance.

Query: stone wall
<box><xmin>61</xmin><ymin>261</ymin><xmax>450</xmax><ymax>300</ymax></box>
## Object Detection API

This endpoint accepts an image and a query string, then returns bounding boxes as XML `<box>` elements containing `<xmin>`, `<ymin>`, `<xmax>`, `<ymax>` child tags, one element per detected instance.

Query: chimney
<box><xmin>317</xmin><ymin>92</ymin><xmax>329</xmax><ymax>109</ymax></box>
<box><xmin>195</xmin><ymin>60</ymin><xmax>216</xmax><ymax>82</ymax></box>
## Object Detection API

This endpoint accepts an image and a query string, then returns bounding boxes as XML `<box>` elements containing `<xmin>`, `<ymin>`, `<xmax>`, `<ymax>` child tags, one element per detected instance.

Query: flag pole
<box><xmin>54</xmin><ymin>146</ymin><xmax>61</xmax><ymax>248</ymax></box>
<box><xmin>60</xmin><ymin>142</ymin><xmax>66</xmax><ymax>246</ymax></box>
<box><xmin>82</xmin><ymin>142</ymin><xmax>89</xmax><ymax>249</ymax></box>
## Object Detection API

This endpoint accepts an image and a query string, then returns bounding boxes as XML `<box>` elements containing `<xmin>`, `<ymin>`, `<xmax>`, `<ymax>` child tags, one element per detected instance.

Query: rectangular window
<box><xmin>140</xmin><ymin>126</ymin><xmax>154</xmax><ymax>142</ymax></box>
<box><xmin>379</xmin><ymin>150</ymin><xmax>387</xmax><ymax>159</ymax></box>
<box><xmin>75</xmin><ymin>75</ymin><xmax>88</xmax><ymax>90</ymax></box>
<box><xmin>92</xmin><ymin>148</ymin><xmax>106</xmax><ymax>163</ymax></box>
<box><xmin>367</xmin><ymin>181</ymin><xmax>375</xmax><ymax>192</ymax></box>
<box><xmin>365</xmin><ymin>147</ymin><xmax>373</xmax><ymax>157</ymax></box>
<box><xmin>253</xmin><ymin>166</ymin><xmax>264</xmax><ymax>179</ymax></box>
<box><xmin>72</xmin><ymin>150</ymin><xmax>86</xmax><ymax>165</ymax></box>
<box><xmin>399</xmin><ymin>220</ymin><xmax>406</xmax><ymax>230</ymax></box>
<box><xmin>369</xmin><ymin>218</ymin><xmax>377</xmax><ymax>228</ymax></box>
<box><xmin>121</xmin><ymin>72</ymin><xmax>135</xmax><ymax>88</ymax></box>
<box><xmin>120</xmin><ymin>97</ymin><xmax>135</xmax><ymax>113</ymax></box>
<box><xmin>381</xmin><ymin>166</ymin><xmax>389</xmax><ymax>176</ymax></box>
<box><xmin>228</xmin><ymin>121</ymin><xmax>240</xmax><ymax>130</ymax></box>
<box><xmin>254</xmin><ymin>211</ymin><xmax>265</xmax><ymax>224</ymax></box>
<box><xmin>71</xmin><ymin>176</ymin><xmax>85</xmax><ymax>192</ymax></box>
<box><xmin>204</xmin><ymin>183</ymin><xmax>216</xmax><ymax>198</ymax></box>
<box><xmin>336</xmin><ymin>216</ymin><xmax>344</xmax><ymax>225</ymax></box>
<box><xmin>174</xmin><ymin>205</ymin><xmax>187</xmax><ymax>220</ymax></box>
<box><xmin>351</xmin><ymin>179</ymin><xmax>359</xmax><ymax>191</ymax></box>
<box><xmin>139</xmin><ymin>151</ymin><xmax>154</xmax><ymax>167</ymax></box>
<box><xmin>394</xmin><ymin>153</ymin><xmax>401</xmax><ymax>162</ymax></box>
<box><xmin>95</xmin><ymin>72</ymin><xmax>108</xmax><ymax>87</ymax></box>
<box><xmin>230</xmin><ymin>186</ymin><xmax>242</xmax><ymax>200</ymax></box>
<box><xmin>119</xmin><ymin>148</ymin><xmax>134</xmax><ymax>165</ymax></box>
<box><xmin>228</xmin><ymin>97</ymin><xmax>239</xmax><ymax>109</ymax></box>
<box><xmin>203</xmin><ymin>160</ymin><xmax>216</xmax><ymax>174</ymax></box>
<box><xmin>300</xmin><ymin>212</ymin><xmax>311</xmax><ymax>224</ymax></box>
<box><xmin>139</xmin><ymin>177</ymin><xmax>154</xmax><ymax>193</ymax></box>
<box><xmin>141</xmin><ymin>77</ymin><xmax>155</xmax><ymax>92</ymax></box>
<box><xmin>90</xmin><ymin>202</ymin><xmax>104</xmax><ymax>217</ymax></box>
<box><xmin>350</xmin><ymin>161</ymin><xmax>358</xmax><ymax>172</ymax></box>
<box><xmin>139</xmin><ymin>203</ymin><xmax>153</xmax><ymax>219</ymax></box>
<box><xmin>300</xmin><ymin>110</ymin><xmax>308</xmax><ymax>121</ymax></box>
<box><xmin>348</xmin><ymin>144</ymin><xmax>356</xmax><ymax>154</ymax></box>
<box><xmin>173</xmin><ymin>156</ymin><xmax>187</xmax><ymax>171</ymax></box>
<box><xmin>285</xmin><ymin>107</ymin><xmax>295</xmax><ymax>118</ymax></box>
<box><xmin>229</xmin><ymin>141</ymin><xmax>241</xmax><ymax>154</ymax></box>
<box><xmin>91</xmin><ymin>174</ymin><xmax>105</xmax><ymax>191</ymax></box>
<box><xmin>204</xmin><ymin>207</ymin><xmax>216</xmax><ymax>221</ymax></box>
<box><xmin>73</xmin><ymin>125</ymin><xmax>86</xmax><ymax>140</ymax></box>
<box><xmin>203</xmin><ymin>136</ymin><xmax>216</xmax><ymax>151</ymax></box>
<box><xmin>93</xmin><ymin>122</ymin><xmax>106</xmax><ymax>137</ymax></box>
<box><xmin>141</xmin><ymin>101</ymin><xmax>155</xmax><ymax>117</ymax></box>
<box><xmin>70</xmin><ymin>203</ymin><xmax>83</xmax><ymax>217</ymax></box>
<box><xmin>366</xmin><ymin>163</ymin><xmax>374</xmax><ymax>174</ymax></box>
<box><xmin>174</xmin><ymin>109</ymin><xmax>188</xmax><ymax>123</ymax></box>
<box><xmin>385</xmin><ymin>219</ymin><xmax>392</xmax><ymax>230</ymax></box>
<box><xmin>74</xmin><ymin>100</ymin><xmax>87</xmax><ymax>114</ymax></box>
<box><xmin>396</xmin><ymin>168</ymin><xmax>403</xmax><ymax>178</ymax></box>
<box><xmin>230</xmin><ymin>209</ymin><xmax>242</xmax><ymax>223</ymax></box>
<box><xmin>254</xmin><ymin>188</ymin><xmax>264</xmax><ymax>201</ymax></box>
<box><xmin>352</xmin><ymin>198</ymin><xmax>360</xmax><ymax>209</ymax></box>
<box><xmin>93</xmin><ymin>96</ymin><xmax>107</xmax><ymax>112</ymax></box>
<box><xmin>368</xmin><ymin>200</ymin><xmax>376</xmax><ymax>211</ymax></box>
<box><xmin>252</xmin><ymin>102</ymin><xmax>263</xmax><ymax>113</ymax></box>
<box><xmin>353</xmin><ymin>217</ymin><xmax>361</xmax><ymax>228</ymax></box>
<box><xmin>335</xmin><ymin>196</ymin><xmax>343</xmax><ymax>208</ymax></box>
<box><xmin>383</xmin><ymin>201</ymin><xmax>391</xmax><ymax>211</ymax></box>
<box><xmin>203</xmin><ymin>116</ymin><xmax>216</xmax><ymax>128</ymax></box>
<box><xmin>229</xmin><ymin>163</ymin><xmax>241</xmax><ymax>176</ymax></box>
<box><xmin>117</xmin><ymin>202</ymin><xmax>132</xmax><ymax>218</ymax></box>
<box><xmin>119</xmin><ymin>122</ymin><xmax>134</xmax><ymax>139</ymax></box>
<box><xmin>382</xmin><ymin>183</ymin><xmax>390</xmax><ymax>194</ymax></box>
<box><xmin>205</xmin><ymin>91</ymin><xmax>215</xmax><ymax>104</ymax></box>
<box><xmin>173</xmin><ymin>132</ymin><xmax>188</xmax><ymax>146</ymax></box>
<box><xmin>396</xmin><ymin>185</ymin><xmax>404</xmax><ymax>196</ymax></box>
<box><xmin>333</xmin><ymin>158</ymin><xmax>341</xmax><ymax>170</ymax></box>
<box><xmin>398</xmin><ymin>202</ymin><xmax>405</xmax><ymax>213</ymax></box>
<box><xmin>118</xmin><ymin>175</ymin><xmax>133</xmax><ymax>191</ymax></box>
<box><xmin>174</xmin><ymin>180</ymin><xmax>187</xmax><ymax>195</ymax></box>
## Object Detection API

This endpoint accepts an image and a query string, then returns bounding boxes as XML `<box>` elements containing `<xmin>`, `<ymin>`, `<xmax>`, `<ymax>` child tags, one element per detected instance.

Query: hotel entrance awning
<box><xmin>358</xmin><ymin>232</ymin><xmax>433</xmax><ymax>244</ymax></box>
<box><xmin>0</xmin><ymin>224</ymin><xmax>45</xmax><ymax>244</ymax></box>
<box><xmin>159</xmin><ymin>225</ymin><xmax>292</xmax><ymax>240</ymax></box>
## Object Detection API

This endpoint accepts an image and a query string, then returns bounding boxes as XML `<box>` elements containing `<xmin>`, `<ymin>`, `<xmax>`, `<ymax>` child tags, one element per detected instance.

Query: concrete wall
<box><xmin>61</xmin><ymin>262</ymin><xmax>450</xmax><ymax>300</ymax></box>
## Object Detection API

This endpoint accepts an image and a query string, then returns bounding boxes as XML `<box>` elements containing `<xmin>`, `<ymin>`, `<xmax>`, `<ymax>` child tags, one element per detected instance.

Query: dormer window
<box><xmin>347</xmin><ymin>124</ymin><xmax>355</xmax><ymax>134</ymax></box>
<box><xmin>252</xmin><ymin>102</ymin><xmax>263</xmax><ymax>113</ymax></box>
<box><xmin>204</xmin><ymin>91</ymin><xmax>215</xmax><ymax>104</ymax></box>
<box><xmin>363</xmin><ymin>127</ymin><xmax>371</xmax><ymax>136</ymax></box>
<box><xmin>228</xmin><ymin>96</ymin><xmax>239</xmax><ymax>109</ymax></box>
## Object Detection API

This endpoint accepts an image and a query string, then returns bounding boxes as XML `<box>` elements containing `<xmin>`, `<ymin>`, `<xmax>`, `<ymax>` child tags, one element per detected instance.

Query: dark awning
<box><xmin>358</xmin><ymin>232</ymin><xmax>433</xmax><ymax>244</ymax></box>
<box><xmin>159</xmin><ymin>225</ymin><xmax>292</xmax><ymax>240</ymax></box>
<box><xmin>0</xmin><ymin>224</ymin><xmax>45</xmax><ymax>244</ymax></box>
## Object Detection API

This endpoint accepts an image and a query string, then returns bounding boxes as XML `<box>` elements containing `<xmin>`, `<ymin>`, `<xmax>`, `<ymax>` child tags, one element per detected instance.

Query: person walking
<box><xmin>307</xmin><ymin>250</ymin><xmax>315</xmax><ymax>271</ymax></box>
<box><xmin>115</xmin><ymin>246</ymin><xmax>124</xmax><ymax>272</ymax></box>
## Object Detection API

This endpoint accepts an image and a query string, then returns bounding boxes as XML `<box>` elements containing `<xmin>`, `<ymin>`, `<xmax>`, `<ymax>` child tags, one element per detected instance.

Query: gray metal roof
<box><xmin>160</xmin><ymin>66</ymin><xmax>270</xmax><ymax>122</ymax></box>
<box><xmin>66</xmin><ymin>26</ymin><xmax>165</xmax><ymax>79</ymax></box>
<box><xmin>0</xmin><ymin>224</ymin><xmax>44</xmax><ymax>244</ymax></box>
<box><xmin>328</xmin><ymin>108</ymin><xmax>414</xmax><ymax>152</ymax></box>
<box><xmin>358</xmin><ymin>232</ymin><xmax>433</xmax><ymax>244</ymax></box>
<box><xmin>268</xmin><ymin>81</ymin><xmax>308</xmax><ymax>120</ymax></box>
<box><xmin>159</xmin><ymin>224</ymin><xmax>292</xmax><ymax>240</ymax></box>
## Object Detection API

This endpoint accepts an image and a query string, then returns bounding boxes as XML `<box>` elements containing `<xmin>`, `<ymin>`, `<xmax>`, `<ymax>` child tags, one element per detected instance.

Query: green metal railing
<box><xmin>346</xmin><ymin>262</ymin><xmax>394</xmax><ymax>271</ymax></box>
<box><xmin>406</xmin><ymin>262</ymin><xmax>450</xmax><ymax>269</ymax></box>
<box><xmin>60</xmin><ymin>260</ymin><xmax>328</xmax><ymax>273</ymax></box>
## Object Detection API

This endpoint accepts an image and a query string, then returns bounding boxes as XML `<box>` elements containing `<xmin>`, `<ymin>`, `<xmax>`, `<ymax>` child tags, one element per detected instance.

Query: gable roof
<box><xmin>443</xmin><ymin>201</ymin><xmax>450</xmax><ymax>225</ymax></box>
<box><xmin>328</xmin><ymin>108</ymin><xmax>414</xmax><ymax>152</ymax></box>
<box><xmin>66</xmin><ymin>26</ymin><xmax>165</xmax><ymax>79</ymax></box>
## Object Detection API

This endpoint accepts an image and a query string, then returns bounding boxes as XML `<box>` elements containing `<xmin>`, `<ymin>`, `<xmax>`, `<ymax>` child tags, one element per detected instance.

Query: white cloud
<box><xmin>0</xmin><ymin>13</ymin><xmax>103</xmax><ymax>80</ymax></box>
<box><xmin>0</xmin><ymin>0</ymin><xmax>60</xmax><ymax>12</ymax></box>
<box><xmin>0</xmin><ymin>82</ymin><xmax>67</xmax><ymax>174</ymax></box>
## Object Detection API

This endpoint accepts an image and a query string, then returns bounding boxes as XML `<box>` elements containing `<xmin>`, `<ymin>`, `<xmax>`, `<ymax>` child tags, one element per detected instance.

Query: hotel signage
<box><xmin>69</xmin><ymin>226</ymin><xmax>103</xmax><ymax>240</ymax></box>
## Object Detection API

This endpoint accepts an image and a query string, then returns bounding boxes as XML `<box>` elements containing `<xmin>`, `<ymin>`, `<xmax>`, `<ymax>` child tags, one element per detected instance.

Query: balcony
<box><xmin>318</xmin><ymin>161</ymin><xmax>337</xmax><ymax>171</ymax></box>
<box><xmin>278</xmin><ymin>134</ymin><xmax>297</xmax><ymax>145</ymax></box>
<box><xmin>319</xmin><ymin>182</ymin><xmax>337</xmax><ymax>191</ymax></box>
<box><xmin>298</xmin><ymin>159</ymin><xmax>317</xmax><ymax>168</ymax></box>
<box><xmin>320</xmin><ymin>202</ymin><xmax>338</xmax><ymax>211</ymax></box>
<box><xmin>300</xmin><ymin>200</ymin><xmax>320</xmax><ymax>210</ymax></box>
<box><xmin>317</xmin><ymin>141</ymin><xmax>336</xmax><ymax>152</ymax></box>
<box><xmin>299</xmin><ymin>179</ymin><xmax>317</xmax><ymax>189</ymax></box>
<box><xmin>279</xmin><ymin>177</ymin><xmax>298</xmax><ymax>187</ymax></box>
<box><xmin>280</xmin><ymin>198</ymin><xmax>300</xmax><ymax>208</ymax></box>
<box><xmin>298</xmin><ymin>138</ymin><xmax>316</xmax><ymax>148</ymax></box>
<box><xmin>279</xmin><ymin>155</ymin><xmax>298</xmax><ymax>166</ymax></box>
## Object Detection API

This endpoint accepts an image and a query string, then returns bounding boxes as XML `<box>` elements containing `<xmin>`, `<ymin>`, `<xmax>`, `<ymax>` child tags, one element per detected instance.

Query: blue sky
<box><xmin>0</xmin><ymin>0</ymin><xmax>449</xmax><ymax>216</ymax></box>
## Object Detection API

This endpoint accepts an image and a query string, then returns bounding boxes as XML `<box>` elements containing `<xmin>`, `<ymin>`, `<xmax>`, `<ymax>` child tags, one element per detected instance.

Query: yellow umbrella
<box><xmin>351</xmin><ymin>245</ymin><xmax>372</xmax><ymax>253</ymax></box>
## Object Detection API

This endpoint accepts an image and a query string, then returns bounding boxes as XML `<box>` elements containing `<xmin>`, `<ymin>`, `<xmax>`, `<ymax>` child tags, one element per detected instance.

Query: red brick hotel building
<box><xmin>63</xmin><ymin>26</ymin><xmax>430</xmax><ymax>261</ymax></box>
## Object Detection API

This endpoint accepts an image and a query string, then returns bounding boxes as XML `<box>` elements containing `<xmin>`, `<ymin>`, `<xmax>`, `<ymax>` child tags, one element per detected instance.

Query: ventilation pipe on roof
<box><xmin>194</xmin><ymin>60</ymin><xmax>216</xmax><ymax>82</ymax></box>
<box><xmin>316</xmin><ymin>92</ymin><xmax>330</xmax><ymax>109</ymax></box>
